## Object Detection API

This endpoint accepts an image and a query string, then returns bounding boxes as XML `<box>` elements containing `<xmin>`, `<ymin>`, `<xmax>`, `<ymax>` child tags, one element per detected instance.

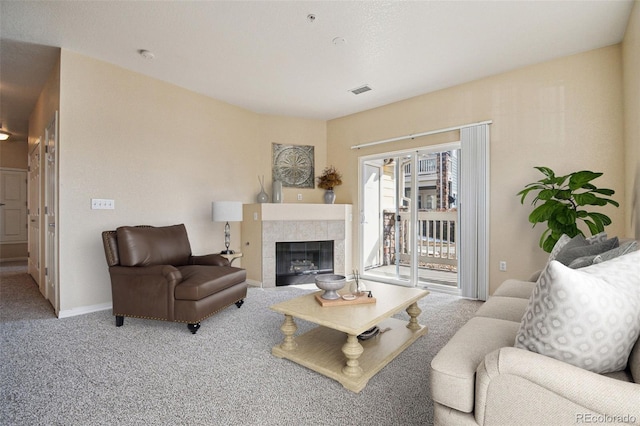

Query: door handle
<box><xmin>48</xmin><ymin>223</ymin><xmax>55</xmax><ymax>227</ymax></box>
<box><xmin>0</xmin><ymin>203</ymin><xmax>5</xmax><ymax>206</ymax></box>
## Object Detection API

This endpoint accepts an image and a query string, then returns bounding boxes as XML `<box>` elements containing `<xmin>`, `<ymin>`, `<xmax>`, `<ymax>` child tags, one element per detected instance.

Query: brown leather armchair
<box><xmin>101</xmin><ymin>224</ymin><xmax>247</xmax><ymax>334</ymax></box>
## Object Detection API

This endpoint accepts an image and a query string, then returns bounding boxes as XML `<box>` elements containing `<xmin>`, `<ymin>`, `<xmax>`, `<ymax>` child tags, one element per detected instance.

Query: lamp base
<box><xmin>220</xmin><ymin>249</ymin><xmax>235</xmax><ymax>254</ymax></box>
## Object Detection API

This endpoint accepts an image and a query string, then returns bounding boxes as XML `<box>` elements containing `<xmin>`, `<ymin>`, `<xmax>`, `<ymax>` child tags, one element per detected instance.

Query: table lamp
<box><xmin>211</xmin><ymin>201</ymin><xmax>243</xmax><ymax>254</ymax></box>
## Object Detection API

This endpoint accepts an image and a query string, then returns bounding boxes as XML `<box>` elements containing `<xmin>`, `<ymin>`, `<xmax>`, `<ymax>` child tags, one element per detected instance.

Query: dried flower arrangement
<box><xmin>316</xmin><ymin>165</ymin><xmax>343</xmax><ymax>190</ymax></box>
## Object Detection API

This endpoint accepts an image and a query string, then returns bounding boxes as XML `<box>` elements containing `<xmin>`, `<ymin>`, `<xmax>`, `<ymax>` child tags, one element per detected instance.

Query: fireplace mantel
<box><xmin>241</xmin><ymin>204</ymin><xmax>352</xmax><ymax>288</ymax></box>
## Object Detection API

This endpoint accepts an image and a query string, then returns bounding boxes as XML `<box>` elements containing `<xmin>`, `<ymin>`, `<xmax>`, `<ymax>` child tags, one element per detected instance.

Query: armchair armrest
<box><xmin>475</xmin><ymin>347</ymin><xmax>640</xmax><ymax>425</ymax></box>
<box><xmin>108</xmin><ymin>265</ymin><xmax>183</xmax><ymax>320</ymax></box>
<box><xmin>189</xmin><ymin>254</ymin><xmax>230</xmax><ymax>267</ymax></box>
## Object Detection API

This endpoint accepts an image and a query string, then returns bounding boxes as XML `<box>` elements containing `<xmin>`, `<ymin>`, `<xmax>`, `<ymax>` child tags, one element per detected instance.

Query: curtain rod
<box><xmin>350</xmin><ymin>120</ymin><xmax>492</xmax><ymax>150</ymax></box>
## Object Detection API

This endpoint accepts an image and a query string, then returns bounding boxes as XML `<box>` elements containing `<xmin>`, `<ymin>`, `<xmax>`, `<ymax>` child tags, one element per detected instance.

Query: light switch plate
<box><xmin>91</xmin><ymin>198</ymin><xmax>115</xmax><ymax>210</ymax></box>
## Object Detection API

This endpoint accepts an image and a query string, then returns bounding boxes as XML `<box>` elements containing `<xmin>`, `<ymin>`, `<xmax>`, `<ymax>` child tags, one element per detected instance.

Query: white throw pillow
<box><xmin>515</xmin><ymin>250</ymin><xmax>640</xmax><ymax>374</ymax></box>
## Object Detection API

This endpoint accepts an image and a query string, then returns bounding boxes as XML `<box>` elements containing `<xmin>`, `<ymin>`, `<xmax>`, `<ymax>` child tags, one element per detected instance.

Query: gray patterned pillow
<box><xmin>586</xmin><ymin>232</ymin><xmax>607</xmax><ymax>244</ymax></box>
<box><xmin>548</xmin><ymin>234</ymin><xmax>571</xmax><ymax>263</ymax></box>
<box><xmin>515</xmin><ymin>250</ymin><xmax>640</xmax><ymax>374</ymax></box>
<box><xmin>593</xmin><ymin>241</ymin><xmax>638</xmax><ymax>264</ymax></box>
<box><xmin>568</xmin><ymin>255</ymin><xmax>597</xmax><ymax>269</ymax></box>
<box><xmin>554</xmin><ymin>237</ymin><xmax>618</xmax><ymax>266</ymax></box>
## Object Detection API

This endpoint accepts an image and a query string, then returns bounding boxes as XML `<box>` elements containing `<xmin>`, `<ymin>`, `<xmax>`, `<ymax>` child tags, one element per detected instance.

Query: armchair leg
<box><xmin>115</xmin><ymin>316</ymin><xmax>124</xmax><ymax>327</ymax></box>
<box><xmin>187</xmin><ymin>323</ymin><xmax>201</xmax><ymax>334</ymax></box>
<box><xmin>235</xmin><ymin>299</ymin><xmax>245</xmax><ymax>308</ymax></box>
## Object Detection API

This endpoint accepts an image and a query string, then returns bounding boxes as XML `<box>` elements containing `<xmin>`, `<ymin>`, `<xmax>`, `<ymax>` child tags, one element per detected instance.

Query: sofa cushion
<box><xmin>475</xmin><ymin>296</ymin><xmax>530</xmax><ymax>323</ymax></box>
<box><xmin>515</xmin><ymin>250</ymin><xmax>640</xmax><ymax>374</ymax></box>
<box><xmin>117</xmin><ymin>224</ymin><xmax>192</xmax><ymax>267</ymax></box>
<box><xmin>175</xmin><ymin>265</ymin><xmax>246</xmax><ymax>301</ymax></box>
<box><xmin>492</xmin><ymin>279</ymin><xmax>536</xmax><ymax>299</ymax></box>
<box><xmin>430</xmin><ymin>317</ymin><xmax>521</xmax><ymax>413</ymax></box>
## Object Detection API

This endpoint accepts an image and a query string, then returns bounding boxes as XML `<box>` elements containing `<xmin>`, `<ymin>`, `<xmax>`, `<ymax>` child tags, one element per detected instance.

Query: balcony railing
<box><xmin>395</xmin><ymin>210</ymin><xmax>457</xmax><ymax>269</ymax></box>
<box><xmin>403</xmin><ymin>158</ymin><xmax>437</xmax><ymax>176</ymax></box>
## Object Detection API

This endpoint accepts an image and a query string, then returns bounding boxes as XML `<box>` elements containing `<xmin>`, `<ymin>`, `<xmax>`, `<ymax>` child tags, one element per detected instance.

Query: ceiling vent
<box><xmin>350</xmin><ymin>85</ymin><xmax>372</xmax><ymax>95</ymax></box>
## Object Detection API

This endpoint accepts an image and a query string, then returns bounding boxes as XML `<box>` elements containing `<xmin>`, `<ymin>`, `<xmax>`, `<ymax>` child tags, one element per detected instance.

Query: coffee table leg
<box><xmin>406</xmin><ymin>302</ymin><xmax>423</xmax><ymax>331</ymax></box>
<box><xmin>279</xmin><ymin>314</ymin><xmax>298</xmax><ymax>351</ymax></box>
<box><xmin>341</xmin><ymin>334</ymin><xmax>364</xmax><ymax>377</ymax></box>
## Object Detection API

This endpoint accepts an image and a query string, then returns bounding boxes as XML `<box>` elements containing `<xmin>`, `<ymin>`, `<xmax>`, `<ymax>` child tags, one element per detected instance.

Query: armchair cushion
<box><xmin>117</xmin><ymin>224</ymin><xmax>192</xmax><ymax>267</ymax></box>
<box><xmin>175</xmin><ymin>265</ymin><xmax>246</xmax><ymax>300</ymax></box>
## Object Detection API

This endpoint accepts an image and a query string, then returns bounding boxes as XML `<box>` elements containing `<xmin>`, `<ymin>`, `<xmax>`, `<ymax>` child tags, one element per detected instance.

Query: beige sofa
<box><xmin>431</xmin><ymin>269</ymin><xmax>640</xmax><ymax>425</ymax></box>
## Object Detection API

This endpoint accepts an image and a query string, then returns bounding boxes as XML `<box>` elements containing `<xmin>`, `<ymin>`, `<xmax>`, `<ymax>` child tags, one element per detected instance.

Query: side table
<box><xmin>221</xmin><ymin>252</ymin><xmax>243</xmax><ymax>266</ymax></box>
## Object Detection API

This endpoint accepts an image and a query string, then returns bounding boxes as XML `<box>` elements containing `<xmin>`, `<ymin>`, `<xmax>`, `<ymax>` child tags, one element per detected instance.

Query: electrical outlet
<box><xmin>91</xmin><ymin>198</ymin><xmax>115</xmax><ymax>210</ymax></box>
<box><xmin>499</xmin><ymin>261</ymin><xmax>507</xmax><ymax>272</ymax></box>
<box><xmin>297</xmin><ymin>193</ymin><xmax>303</xmax><ymax>201</ymax></box>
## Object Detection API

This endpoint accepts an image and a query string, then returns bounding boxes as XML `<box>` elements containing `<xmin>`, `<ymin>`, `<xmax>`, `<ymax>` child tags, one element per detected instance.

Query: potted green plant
<box><xmin>517</xmin><ymin>166</ymin><xmax>619</xmax><ymax>252</ymax></box>
<box><xmin>316</xmin><ymin>165</ymin><xmax>342</xmax><ymax>204</ymax></box>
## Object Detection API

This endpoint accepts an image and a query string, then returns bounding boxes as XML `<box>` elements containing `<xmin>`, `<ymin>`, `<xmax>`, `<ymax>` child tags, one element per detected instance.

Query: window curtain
<box><xmin>459</xmin><ymin>124</ymin><xmax>490</xmax><ymax>300</ymax></box>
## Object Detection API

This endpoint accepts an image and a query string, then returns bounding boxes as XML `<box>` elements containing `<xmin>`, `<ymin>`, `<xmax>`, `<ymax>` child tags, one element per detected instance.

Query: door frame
<box><xmin>28</xmin><ymin>141</ymin><xmax>42</xmax><ymax>285</ymax></box>
<box><xmin>44</xmin><ymin>112</ymin><xmax>59</xmax><ymax>313</ymax></box>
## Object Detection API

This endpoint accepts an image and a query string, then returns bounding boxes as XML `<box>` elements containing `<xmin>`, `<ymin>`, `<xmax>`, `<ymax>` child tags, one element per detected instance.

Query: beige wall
<box><xmin>623</xmin><ymin>1</ymin><xmax>640</xmax><ymax>239</ymax></box>
<box><xmin>55</xmin><ymin>50</ymin><xmax>326</xmax><ymax>313</ymax></box>
<box><xmin>327</xmin><ymin>45</ymin><xmax>626</xmax><ymax>294</ymax></box>
<box><xmin>0</xmin><ymin>141</ymin><xmax>28</xmax><ymax>169</ymax></box>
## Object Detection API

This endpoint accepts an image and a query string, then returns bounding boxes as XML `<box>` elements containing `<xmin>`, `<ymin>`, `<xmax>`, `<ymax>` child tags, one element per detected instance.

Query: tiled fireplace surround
<box><xmin>241</xmin><ymin>204</ymin><xmax>353</xmax><ymax>288</ymax></box>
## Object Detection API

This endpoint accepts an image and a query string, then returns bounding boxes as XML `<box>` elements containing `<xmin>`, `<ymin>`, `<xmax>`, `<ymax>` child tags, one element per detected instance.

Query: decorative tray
<box><xmin>314</xmin><ymin>292</ymin><xmax>376</xmax><ymax>307</ymax></box>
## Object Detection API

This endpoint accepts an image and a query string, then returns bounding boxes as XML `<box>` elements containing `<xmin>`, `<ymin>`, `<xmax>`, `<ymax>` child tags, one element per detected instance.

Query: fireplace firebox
<box><xmin>275</xmin><ymin>240</ymin><xmax>334</xmax><ymax>286</ymax></box>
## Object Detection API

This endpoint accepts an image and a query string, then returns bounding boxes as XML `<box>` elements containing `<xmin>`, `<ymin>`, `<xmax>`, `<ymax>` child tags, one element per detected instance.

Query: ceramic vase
<box><xmin>257</xmin><ymin>176</ymin><xmax>269</xmax><ymax>203</ymax></box>
<box><xmin>272</xmin><ymin>180</ymin><xmax>283</xmax><ymax>203</ymax></box>
<box><xmin>324</xmin><ymin>189</ymin><xmax>336</xmax><ymax>204</ymax></box>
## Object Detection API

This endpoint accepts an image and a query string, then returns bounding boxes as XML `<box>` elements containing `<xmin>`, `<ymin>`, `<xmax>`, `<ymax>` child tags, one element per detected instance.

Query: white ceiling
<box><xmin>0</xmin><ymin>1</ymin><xmax>635</xmax><ymax>142</ymax></box>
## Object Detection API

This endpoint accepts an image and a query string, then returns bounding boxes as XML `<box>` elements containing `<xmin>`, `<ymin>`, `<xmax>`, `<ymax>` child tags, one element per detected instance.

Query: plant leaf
<box><xmin>590</xmin><ymin>188</ymin><xmax>615</xmax><ymax>196</ymax></box>
<box><xmin>569</xmin><ymin>171</ymin><xmax>602</xmax><ymax>190</ymax></box>
<box><xmin>583</xmin><ymin>219</ymin><xmax>601</xmax><ymax>235</ymax></box>
<box><xmin>587</xmin><ymin>212</ymin><xmax>612</xmax><ymax>227</ymax></box>
<box><xmin>574</xmin><ymin>192</ymin><xmax>597</xmax><ymax>206</ymax></box>
<box><xmin>538</xmin><ymin>189</ymin><xmax>556</xmax><ymax>201</ymax></box>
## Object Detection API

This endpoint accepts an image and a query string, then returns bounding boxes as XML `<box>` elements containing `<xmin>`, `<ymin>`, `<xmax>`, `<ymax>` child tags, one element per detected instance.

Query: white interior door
<box><xmin>45</xmin><ymin>113</ymin><xmax>59</xmax><ymax>312</ymax></box>
<box><xmin>28</xmin><ymin>142</ymin><xmax>41</xmax><ymax>285</ymax></box>
<box><xmin>0</xmin><ymin>168</ymin><xmax>28</xmax><ymax>244</ymax></box>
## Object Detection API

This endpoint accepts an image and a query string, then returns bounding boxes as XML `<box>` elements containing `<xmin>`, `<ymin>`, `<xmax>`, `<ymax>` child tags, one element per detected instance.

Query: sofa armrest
<box><xmin>475</xmin><ymin>347</ymin><xmax>640</xmax><ymax>425</ymax></box>
<box><xmin>189</xmin><ymin>254</ymin><xmax>230</xmax><ymax>267</ymax></box>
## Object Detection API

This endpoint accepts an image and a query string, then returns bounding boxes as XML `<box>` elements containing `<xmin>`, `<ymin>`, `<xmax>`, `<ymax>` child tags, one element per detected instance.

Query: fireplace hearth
<box><xmin>276</xmin><ymin>241</ymin><xmax>334</xmax><ymax>286</ymax></box>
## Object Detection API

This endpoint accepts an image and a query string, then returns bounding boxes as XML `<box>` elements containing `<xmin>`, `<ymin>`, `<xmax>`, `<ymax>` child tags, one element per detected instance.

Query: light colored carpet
<box><xmin>0</xmin><ymin>262</ymin><xmax>481</xmax><ymax>425</ymax></box>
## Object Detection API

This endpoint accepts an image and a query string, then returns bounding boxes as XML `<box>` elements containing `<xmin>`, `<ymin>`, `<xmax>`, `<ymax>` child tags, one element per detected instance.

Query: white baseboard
<box><xmin>0</xmin><ymin>257</ymin><xmax>28</xmax><ymax>263</ymax></box>
<box><xmin>58</xmin><ymin>302</ymin><xmax>112</xmax><ymax>319</ymax></box>
<box><xmin>246</xmin><ymin>278</ymin><xmax>262</xmax><ymax>288</ymax></box>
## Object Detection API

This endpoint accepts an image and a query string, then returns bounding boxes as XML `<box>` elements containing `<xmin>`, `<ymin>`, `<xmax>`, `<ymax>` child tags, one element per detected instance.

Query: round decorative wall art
<box><xmin>272</xmin><ymin>143</ymin><xmax>315</xmax><ymax>188</ymax></box>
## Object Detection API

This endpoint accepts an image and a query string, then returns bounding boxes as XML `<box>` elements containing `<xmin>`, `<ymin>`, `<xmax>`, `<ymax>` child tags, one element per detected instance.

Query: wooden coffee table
<box><xmin>270</xmin><ymin>281</ymin><xmax>429</xmax><ymax>392</ymax></box>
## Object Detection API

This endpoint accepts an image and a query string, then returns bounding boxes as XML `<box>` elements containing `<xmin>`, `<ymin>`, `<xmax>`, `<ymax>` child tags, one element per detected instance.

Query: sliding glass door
<box><xmin>359</xmin><ymin>144</ymin><xmax>460</xmax><ymax>291</ymax></box>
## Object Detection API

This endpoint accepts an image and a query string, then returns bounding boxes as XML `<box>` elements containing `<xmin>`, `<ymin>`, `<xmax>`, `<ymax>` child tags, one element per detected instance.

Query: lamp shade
<box><xmin>211</xmin><ymin>201</ymin><xmax>243</xmax><ymax>222</ymax></box>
